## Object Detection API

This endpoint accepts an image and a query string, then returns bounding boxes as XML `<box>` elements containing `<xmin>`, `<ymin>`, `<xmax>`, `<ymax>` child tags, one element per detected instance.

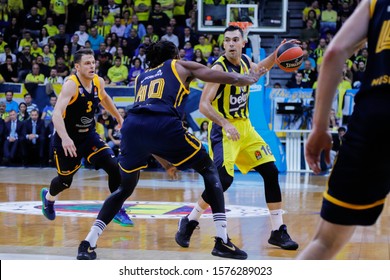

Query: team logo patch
<box><xmin>0</xmin><ymin>201</ymin><xmax>270</xmax><ymax>219</ymax></box>
<box><xmin>255</xmin><ymin>150</ymin><xmax>262</xmax><ymax>160</ymax></box>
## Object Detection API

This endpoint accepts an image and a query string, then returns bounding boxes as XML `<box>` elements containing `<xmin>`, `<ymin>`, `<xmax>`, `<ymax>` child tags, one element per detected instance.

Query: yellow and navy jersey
<box><xmin>64</xmin><ymin>74</ymin><xmax>103</xmax><ymax>138</ymax></box>
<box><xmin>358</xmin><ymin>0</ymin><xmax>390</xmax><ymax>96</ymax></box>
<box><xmin>212</xmin><ymin>55</ymin><xmax>251</xmax><ymax>119</ymax></box>
<box><xmin>131</xmin><ymin>59</ymin><xmax>189</xmax><ymax>116</ymax></box>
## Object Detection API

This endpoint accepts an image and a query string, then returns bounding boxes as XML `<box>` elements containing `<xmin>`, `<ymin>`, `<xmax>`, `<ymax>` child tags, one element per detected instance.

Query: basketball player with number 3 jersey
<box><xmin>40</xmin><ymin>48</ymin><xmax>134</xmax><ymax>228</ymax></box>
<box><xmin>176</xmin><ymin>25</ymin><xmax>299</xmax><ymax>251</ymax></box>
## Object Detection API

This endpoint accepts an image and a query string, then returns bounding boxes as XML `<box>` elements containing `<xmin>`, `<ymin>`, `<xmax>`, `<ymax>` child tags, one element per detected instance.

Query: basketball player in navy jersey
<box><xmin>40</xmin><ymin>48</ymin><xmax>134</xmax><ymax>227</ymax></box>
<box><xmin>298</xmin><ymin>0</ymin><xmax>390</xmax><ymax>259</ymax></box>
<box><xmin>77</xmin><ymin>40</ymin><xmax>263</xmax><ymax>260</ymax></box>
<box><xmin>175</xmin><ymin>25</ymin><xmax>299</xmax><ymax>251</ymax></box>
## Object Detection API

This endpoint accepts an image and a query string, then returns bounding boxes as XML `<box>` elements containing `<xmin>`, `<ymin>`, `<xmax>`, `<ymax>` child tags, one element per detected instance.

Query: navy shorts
<box><xmin>118</xmin><ymin>112</ymin><xmax>205</xmax><ymax>173</ymax></box>
<box><xmin>53</xmin><ymin>131</ymin><xmax>114</xmax><ymax>176</ymax></box>
<box><xmin>321</xmin><ymin>96</ymin><xmax>390</xmax><ymax>225</ymax></box>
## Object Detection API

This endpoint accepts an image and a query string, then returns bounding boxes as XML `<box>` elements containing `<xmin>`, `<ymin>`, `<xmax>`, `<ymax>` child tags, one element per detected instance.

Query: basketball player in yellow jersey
<box><xmin>175</xmin><ymin>25</ymin><xmax>299</xmax><ymax>250</ymax></box>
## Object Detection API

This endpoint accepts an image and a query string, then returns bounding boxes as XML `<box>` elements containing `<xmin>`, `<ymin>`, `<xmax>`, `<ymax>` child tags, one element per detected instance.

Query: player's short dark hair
<box><xmin>223</xmin><ymin>25</ymin><xmax>244</xmax><ymax>38</ymax></box>
<box><xmin>74</xmin><ymin>48</ymin><xmax>95</xmax><ymax>64</ymax></box>
<box><xmin>146</xmin><ymin>41</ymin><xmax>178</xmax><ymax>68</ymax></box>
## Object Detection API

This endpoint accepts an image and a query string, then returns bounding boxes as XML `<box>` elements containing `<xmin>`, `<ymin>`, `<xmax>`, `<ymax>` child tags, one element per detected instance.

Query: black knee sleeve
<box><xmin>193</xmin><ymin>155</ymin><xmax>225</xmax><ymax>214</ymax></box>
<box><xmin>254</xmin><ymin>162</ymin><xmax>282</xmax><ymax>203</ymax></box>
<box><xmin>94</xmin><ymin>154</ymin><xmax>121</xmax><ymax>193</ymax></box>
<box><xmin>218</xmin><ymin>166</ymin><xmax>234</xmax><ymax>192</ymax></box>
<box><xmin>49</xmin><ymin>175</ymin><xmax>73</xmax><ymax>196</ymax></box>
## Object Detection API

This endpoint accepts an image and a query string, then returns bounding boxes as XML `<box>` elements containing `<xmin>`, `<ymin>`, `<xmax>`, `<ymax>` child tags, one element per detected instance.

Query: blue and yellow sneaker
<box><xmin>113</xmin><ymin>207</ymin><xmax>134</xmax><ymax>227</ymax></box>
<box><xmin>40</xmin><ymin>188</ymin><xmax>55</xmax><ymax>220</ymax></box>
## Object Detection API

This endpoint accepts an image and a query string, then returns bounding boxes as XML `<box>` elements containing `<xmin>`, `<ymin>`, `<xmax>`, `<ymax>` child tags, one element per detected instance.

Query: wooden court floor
<box><xmin>0</xmin><ymin>166</ymin><xmax>389</xmax><ymax>260</ymax></box>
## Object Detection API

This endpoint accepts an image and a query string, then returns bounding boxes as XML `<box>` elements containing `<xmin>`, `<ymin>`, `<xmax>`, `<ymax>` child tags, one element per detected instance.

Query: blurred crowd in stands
<box><xmin>0</xmin><ymin>0</ymin><xmax>368</xmax><ymax>167</ymax></box>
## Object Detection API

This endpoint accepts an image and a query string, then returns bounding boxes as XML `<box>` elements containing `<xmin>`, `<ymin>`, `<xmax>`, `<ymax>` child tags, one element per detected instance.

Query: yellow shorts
<box><xmin>209</xmin><ymin>118</ymin><xmax>275</xmax><ymax>176</ymax></box>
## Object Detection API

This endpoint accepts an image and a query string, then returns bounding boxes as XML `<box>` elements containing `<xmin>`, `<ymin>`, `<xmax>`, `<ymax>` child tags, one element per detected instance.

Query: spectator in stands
<box><xmin>97</xmin><ymin>106</ymin><xmax>115</xmax><ymax>140</ymax></box>
<box><xmin>114</xmin><ymin>46</ymin><xmax>131</xmax><ymax>67</ymax></box>
<box><xmin>192</xmin><ymin>49</ymin><xmax>207</xmax><ymax>66</ymax></box>
<box><xmin>104</xmin><ymin>35</ymin><xmax>117</xmax><ymax>55</ymax></box>
<box><xmin>195</xmin><ymin>120</ymin><xmax>209</xmax><ymax>143</ymax></box>
<box><xmin>111</xmin><ymin>16</ymin><xmax>126</xmax><ymax>39</ymax></box>
<box><xmin>124</xmin><ymin>28</ymin><xmax>141</xmax><ymax>58</ymax></box>
<box><xmin>17</xmin><ymin>102</ymin><xmax>29</xmax><ymax>121</ymax></box>
<box><xmin>286</xmin><ymin>72</ymin><xmax>311</xmax><ymax>89</ymax></box>
<box><xmin>298</xmin><ymin>50</ymin><xmax>317</xmax><ymax>71</ymax></box>
<box><xmin>306</xmin><ymin>9</ymin><xmax>320</xmax><ymax>31</ymax></box>
<box><xmin>49</xmin><ymin>0</ymin><xmax>68</xmax><ymax>26</ymax></box>
<box><xmin>0</xmin><ymin>0</ymin><xmax>10</xmax><ymax>33</ymax></box>
<box><xmin>8</xmin><ymin>0</ymin><xmax>24</xmax><ymax>18</ymax></box>
<box><xmin>0</xmin><ymin>100</ymin><xmax>8</xmax><ymax>121</ymax></box>
<box><xmin>0</xmin><ymin>45</ymin><xmax>16</xmax><ymax>64</ymax></box>
<box><xmin>18</xmin><ymin>31</ymin><xmax>33</xmax><ymax>52</ymax></box>
<box><xmin>352</xmin><ymin>60</ymin><xmax>366</xmax><ymax>89</ymax></box>
<box><xmin>38</xmin><ymin>26</ymin><xmax>51</xmax><ymax>49</ymax></box>
<box><xmin>107</xmin><ymin>57</ymin><xmax>129</xmax><ymax>86</ymax></box>
<box><xmin>0</xmin><ymin>55</ymin><xmax>18</xmax><ymax>82</ymax></box>
<box><xmin>302</xmin><ymin>1</ymin><xmax>321</xmax><ymax>23</ymax></box>
<box><xmin>16</xmin><ymin>45</ymin><xmax>33</xmax><ymax>82</ymax></box>
<box><xmin>41</xmin><ymin>95</ymin><xmax>57</xmax><ymax>128</ymax></box>
<box><xmin>24</xmin><ymin>6</ymin><xmax>44</xmax><ymax>38</ymax></box>
<box><xmin>87</xmin><ymin>27</ymin><xmax>104</xmax><ymax>53</ymax></box>
<box><xmin>329</xmin><ymin>126</ymin><xmax>346</xmax><ymax>167</ymax></box>
<box><xmin>320</xmin><ymin>1</ymin><xmax>338</xmax><ymax>36</ymax></box>
<box><xmin>124</xmin><ymin>14</ymin><xmax>146</xmax><ymax>40</ymax></box>
<box><xmin>43</xmin><ymin>16</ymin><xmax>59</xmax><ymax>37</ymax></box>
<box><xmin>22</xmin><ymin>108</ymin><xmax>45</xmax><ymax>166</ymax></box>
<box><xmin>131</xmin><ymin>44</ymin><xmax>147</xmax><ymax>68</ymax></box>
<box><xmin>3</xmin><ymin>17</ymin><xmax>20</xmax><ymax>52</ymax></box>
<box><xmin>183</xmin><ymin>41</ymin><xmax>194</xmax><ymax>61</ymax></box>
<box><xmin>299</xmin><ymin>60</ymin><xmax>318</xmax><ymax>88</ymax></box>
<box><xmin>185</xmin><ymin>8</ymin><xmax>196</xmax><ymax>30</ymax></box>
<box><xmin>44</xmin><ymin>68</ymin><xmax>64</xmax><ymax>96</ymax></box>
<box><xmin>179</xmin><ymin>26</ymin><xmax>198</xmax><ymax>49</ymax></box>
<box><xmin>2</xmin><ymin>110</ymin><xmax>23</xmax><ymax>165</ymax></box>
<box><xmin>36</xmin><ymin>0</ymin><xmax>47</xmax><ymax>21</ymax></box>
<box><xmin>300</xmin><ymin>19</ymin><xmax>320</xmax><ymax>50</ymax></box>
<box><xmin>24</xmin><ymin>93</ymin><xmax>39</xmax><ymax>114</ymax></box>
<box><xmin>30</xmin><ymin>40</ymin><xmax>43</xmax><ymax>58</ymax></box>
<box><xmin>107</xmin><ymin>0</ymin><xmax>121</xmax><ymax>17</ymax></box>
<box><xmin>144</xmin><ymin>25</ymin><xmax>159</xmax><ymax>43</ymax></box>
<box><xmin>134</xmin><ymin>0</ymin><xmax>152</xmax><ymax>26</ymax></box>
<box><xmin>207</xmin><ymin>46</ymin><xmax>221</xmax><ymax>67</ymax></box>
<box><xmin>128</xmin><ymin>57</ymin><xmax>144</xmax><ymax>86</ymax></box>
<box><xmin>53</xmin><ymin>24</ymin><xmax>71</xmax><ymax>52</ymax></box>
<box><xmin>67</xmin><ymin>0</ymin><xmax>86</xmax><ymax>34</ymax></box>
<box><xmin>352</xmin><ymin>47</ymin><xmax>368</xmax><ymax>72</ymax></box>
<box><xmin>173</xmin><ymin>0</ymin><xmax>187</xmax><ymax>27</ymax></box>
<box><xmin>148</xmin><ymin>2</ymin><xmax>170</xmax><ymax>37</ymax></box>
<box><xmin>86</xmin><ymin>0</ymin><xmax>102</xmax><ymax>25</ymax></box>
<box><xmin>0</xmin><ymin>33</ymin><xmax>7</xmax><ymax>53</ymax></box>
<box><xmin>74</xmin><ymin>24</ymin><xmax>89</xmax><ymax>47</ymax></box>
<box><xmin>122</xmin><ymin>0</ymin><xmax>134</xmax><ymax>19</ymax></box>
<box><xmin>69</xmin><ymin>34</ymin><xmax>82</xmax><ymax>56</ymax></box>
<box><xmin>4</xmin><ymin>91</ymin><xmax>19</xmax><ymax>113</ymax></box>
<box><xmin>161</xmin><ymin>25</ymin><xmax>179</xmax><ymax>48</ymax></box>
<box><xmin>194</xmin><ymin>34</ymin><xmax>212</xmax><ymax>59</ymax></box>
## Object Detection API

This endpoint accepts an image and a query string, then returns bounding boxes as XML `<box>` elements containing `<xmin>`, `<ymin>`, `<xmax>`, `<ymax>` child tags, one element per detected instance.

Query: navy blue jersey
<box><xmin>130</xmin><ymin>59</ymin><xmax>190</xmax><ymax>116</ymax></box>
<box><xmin>63</xmin><ymin>74</ymin><xmax>102</xmax><ymax>139</ymax></box>
<box><xmin>356</xmin><ymin>0</ymin><xmax>390</xmax><ymax>97</ymax></box>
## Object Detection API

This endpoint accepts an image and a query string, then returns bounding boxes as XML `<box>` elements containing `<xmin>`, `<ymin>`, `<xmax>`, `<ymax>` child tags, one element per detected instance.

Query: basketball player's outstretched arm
<box><xmin>176</xmin><ymin>60</ymin><xmax>262</xmax><ymax>87</ymax></box>
<box><xmin>305</xmin><ymin>0</ymin><xmax>369</xmax><ymax>174</ymax></box>
<box><xmin>52</xmin><ymin>79</ymin><xmax>78</xmax><ymax>157</ymax></box>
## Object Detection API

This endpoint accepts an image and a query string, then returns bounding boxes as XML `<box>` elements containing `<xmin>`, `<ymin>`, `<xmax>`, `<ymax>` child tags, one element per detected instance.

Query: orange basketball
<box><xmin>275</xmin><ymin>43</ymin><xmax>304</xmax><ymax>72</ymax></box>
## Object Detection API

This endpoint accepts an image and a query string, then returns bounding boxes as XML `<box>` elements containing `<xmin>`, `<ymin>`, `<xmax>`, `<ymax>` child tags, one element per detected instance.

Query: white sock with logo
<box><xmin>85</xmin><ymin>220</ymin><xmax>106</xmax><ymax>248</ymax></box>
<box><xmin>269</xmin><ymin>209</ymin><xmax>284</xmax><ymax>231</ymax></box>
<box><xmin>213</xmin><ymin>213</ymin><xmax>227</xmax><ymax>243</ymax></box>
<box><xmin>188</xmin><ymin>203</ymin><xmax>205</xmax><ymax>221</ymax></box>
